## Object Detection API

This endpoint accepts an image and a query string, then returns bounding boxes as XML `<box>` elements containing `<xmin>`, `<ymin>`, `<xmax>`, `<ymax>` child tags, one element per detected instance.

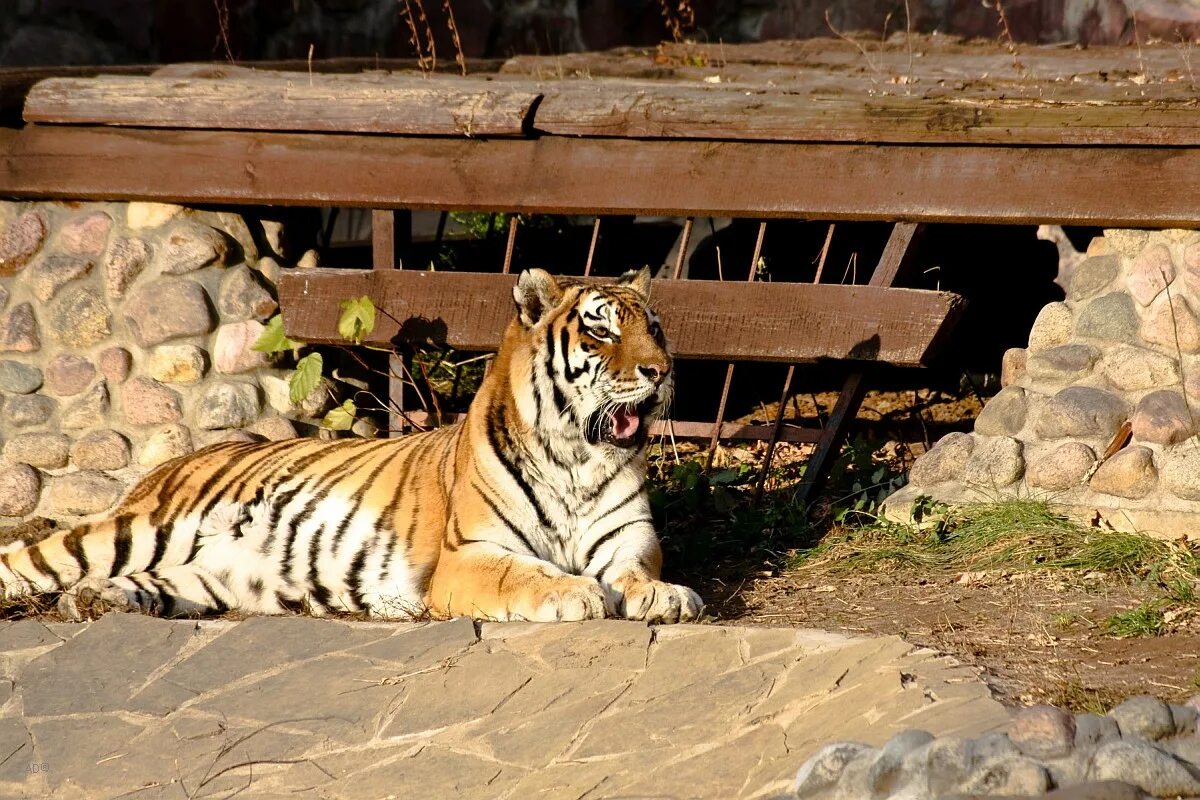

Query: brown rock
<box><xmin>212</xmin><ymin>320</ymin><xmax>271</xmax><ymax>374</ymax></box>
<box><xmin>147</xmin><ymin>344</ymin><xmax>207</xmax><ymax>385</ymax></box>
<box><xmin>909</xmin><ymin>432</ymin><xmax>975</xmax><ymax>487</ymax></box>
<box><xmin>218</xmin><ymin>264</ymin><xmax>277</xmax><ymax>321</ymax></box>
<box><xmin>7</xmin><ymin>395</ymin><xmax>56</xmax><ymax>428</ymax></box>
<box><xmin>1026</xmin><ymin>344</ymin><xmax>1100</xmax><ymax>383</ymax></box>
<box><xmin>0</xmin><ymin>360</ymin><xmax>42</xmax><ymax>394</ymax></box>
<box><xmin>1001</xmin><ymin>348</ymin><xmax>1027</xmax><ymax>388</ymax></box>
<box><xmin>158</xmin><ymin>221</ymin><xmax>228</xmax><ymax>274</ymax></box>
<box><xmin>1163</xmin><ymin>448</ymin><xmax>1200</xmax><ymax>501</ymax></box>
<box><xmin>1103</xmin><ymin>345</ymin><xmax>1181</xmax><ymax>391</ymax></box>
<box><xmin>60</xmin><ymin>382</ymin><xmax>109</xmax><ymax>430</ymax></box>
<box><xmin>974</xmin><ymin>387</ymin><xmax>1028</xmax><ymax>437</ymax></box>
<box><xmin>1132</xmin><ymin>390</ymin><xmax>1195</xmax><ymax>446</ymax></box>
<box><xmin>1141</xmin><ymin>295</ymin><xmax>1200</xmax><ymax>353</ymax></box>
<box><xmin>43</xmin><ymin>354</ymin><xmax>95</xmax><ymax>396</ymax></box>
<box><xmin>47</xmin><ymin>287</ymin><xmax>111</xmax><ymax>348</ymax></box>
<box><xmin>1128</xmin><ymin>244</ymin><xmax>1176</xmax><ymax>306</ymax></box>
<box><xmin>0</xmin><ymin>210</ymin><xmax>46</xmax><ymax>275</ymax></box>
<box><xmin>121</xmin><ymin>377</ymin><xmax>183</xmax><ymax>426</ymax></box>
<box><xmin>1070</xmin><ymin>254</ymin><xmax>1120</xmax><ymax>300</ymax></box>
<box><xmin>41</xmin><ymin>471</ymin><xmax>124</xmax><ymax>516</ymax></box>
<box><xmin>1027</xmin><ymin>303</ymin><xmax>1073</xmax><ymax>352</ymax></box>
<box><xmin>1104</xmin><ymin>229</ymin><xmax>1149</xmax><ymax>257</ymax></box>
<box><xmin>70</xmin><ymin>430</ymin><xmax>131</xmax><ymax>471</ymax></box>
<box><xmin>27</xmin><ymin>254</ymin><xmax>94</xmax><ymax>302</ymax></box>
<box><xmin>104</xmin><ymin>236</ymin><xmax>151</xmax><ymax>298</ymax></box>
<box><xmin>247</xmin><ymin>416</ymin><xmax>298</xmax><ymax>441</ymax></box>
<box><xmin>0</xmin><ymin>303</ymin><xmax>40</xmax><ymax>353</ymax></box>
<box><xmin>1026</xmin><ymin>442</ymin><xmax>1096</xmax><ymax>490</ymax></box>
<box><xmin>98</xmin><ymin>347</ymin><xmax>132</xmax><ymax>383</ymax></box>
<box><xmin>0</xmin><ymin>283</ymin><xmax>8</xmax><ymax>311</ymax></box>
<box><xmin>58</xmin><ymin>211</ymin><xmax>112</xmax><ymax>256</ymax></box>
<box><xmin>0</xmin><ymin>464</ymin><xmax>41</xmax><ymax>516</ymax></box>
<box><xmin>126</xmin><ymin>202</ymin><xmax>183</xmax><ymax>230</ymax></box>
<box><xmin>1090</xmin><ymin>445</ymin><xmax>1158</xmax><ymax>499</ymax></box>
<box><xmin>962</xmin><ymin>436</ymin><xmax>1024</xmax><ymax>487</ymax></box>
<box><xmin>1009</xmin><ymin>705</ymin><xmax>1076</xmax><ymax>760</ymax></box>
<box><xmin>123</xmin><ymin>277</ymin><xmax>215</xmax><ymax>347</ymax></box>
<box><xmin>195</xmin><ymin>382</ymin><xmax>260</xmax><ymax>430</ymax></box>
<box><xmin>1183</xmin><ymin>240</ymin><xmax>1200</xmax><ymax>296</ymax></box>
<box><xmin>138</xmin><ymin>424</ymin><xmax>193</xmax><ymax>468</ymax></box>
<box><xmin>4</xmin><ymin>433</ymin><xmax>69</xmax><ymax>469</ymax></box>
<box><xmin>1035</xmin><ymin>387</ymin><xmax>1131</xmax><ymax>440</ymax></box>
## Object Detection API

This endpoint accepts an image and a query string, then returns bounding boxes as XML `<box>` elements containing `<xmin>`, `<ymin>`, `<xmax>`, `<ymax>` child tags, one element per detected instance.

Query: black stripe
<box><xmin>152</xmin><ymin>575</ymin><xmax>177</xmax><ymax>617</ymax></box>
<box><xmin>331</xmin><ymin>444</ymin><xmax>409</xmax><ymax>555</ymax></box>
<box><xmin>562</xmin><ymin>328</ymin><xmax>586</xmax><ymax>382</ymax></box>
<box><xmin>248</xmin><ymin>577</ymin><xmax>265</xmax><ymax>598</ymax></box>
<box><xmin>580</xmin><ymin>452</ymin><xmax>639</xmax><ymax>504</ymax></box>
<box><xmin>590</xmin><ymin>481</ymin><xmax>647</xmax><ymax>529</ymax></box>
<box><xmin>471</xmin><ymin>479</ymin><xmax>537</xmax><ymax>555</ymax></box>
<box><xmin>345</xmin><ymin>536</ymin><xmax>373</xmax><ymax>611</ymax></box>
<box><xmin>195</xmin><ymin>572</ymin><xmax>229</xmax><ymax>614</ymax></box>
<box><xmin>584</xmin><ymin>518</ymin><xmax>652</xmax><ymax>571</ymax></box>
<box><xmin>145</xmin><ymin>522</ymin><xmax>173</xmax><ymax>571</ymax></box>
<box><xmin>28</xmin><ymin>545</ymin><xmax>62</xmax><ymax>587</ymax></box>
<box><xmin>62</xmin><ymin>528</ymin><xmax>90</xmax><ymax>576</ymax></box>
<box><xmin>111</xmin><ymin>515</ymin><xmax>134</xmax><ymax>576</ymax></box>
<box><xmin>485</xmin><ymin>403</ymin><xmax>552</xmax><ymax>531</ymax></box>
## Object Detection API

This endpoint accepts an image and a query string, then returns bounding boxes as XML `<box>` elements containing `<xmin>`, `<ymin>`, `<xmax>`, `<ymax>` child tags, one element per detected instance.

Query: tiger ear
<box><xmin>618</xmin><ymin>266</ymin><xmax>653</xmax><ymax>299</ymax></box>
<box><xmin>513</xmin><ymin>269</ymin><xmax>563</xmax><ymax>327</ymax></box>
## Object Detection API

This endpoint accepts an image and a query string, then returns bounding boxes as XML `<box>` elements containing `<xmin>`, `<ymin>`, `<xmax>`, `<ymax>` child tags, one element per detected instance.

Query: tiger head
<box><xmin>510</xmin><ymin>266</ymin><xmax>672</xmax><ymax>450</ymax></box>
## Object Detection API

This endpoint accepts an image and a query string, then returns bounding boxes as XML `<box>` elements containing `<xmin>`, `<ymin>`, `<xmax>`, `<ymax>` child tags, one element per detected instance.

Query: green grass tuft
<box><xmin>1103</xmin><ymin>602</ymin><xmax>1166</xmax><ymax>638</ymax></box>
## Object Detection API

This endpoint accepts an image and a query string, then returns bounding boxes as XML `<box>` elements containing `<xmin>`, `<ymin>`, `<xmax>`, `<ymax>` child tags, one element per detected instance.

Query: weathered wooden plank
<box><xmin>277</xmin><ymin>269</ymin><xmax>964</xmax><ymax>366</ymax></box>
<box><xmin>4</xmin><ymin>125</ymin><xmax>1200</xmax><ymax>227</ymax></box>
<box><xmin>533</xmin><ymin>80</ymin><xmax>1200</xmax><ymax>145</ymax></box>
<box><xmin>23</xmin><ymin>75</ymin><xmax>539</xmax><ymax>137</ymax></box>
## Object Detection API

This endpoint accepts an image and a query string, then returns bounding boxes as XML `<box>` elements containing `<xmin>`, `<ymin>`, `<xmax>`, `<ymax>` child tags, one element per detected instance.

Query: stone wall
<box><xmin>885</xmin><ymin>228</ymin><xmax>1200</xmax><ymax>538</ymax></box>
<box><xmin>0</xmin><ymin>200</ymin><xmax>317</xmax><ymax>524</ymax></box>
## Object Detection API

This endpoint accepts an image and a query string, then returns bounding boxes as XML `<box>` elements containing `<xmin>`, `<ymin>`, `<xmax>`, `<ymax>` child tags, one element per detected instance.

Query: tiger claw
<box><xmin>57</xmin><ymin>577</ymin><xmax>131</xmax><ymax>622</ymax></box>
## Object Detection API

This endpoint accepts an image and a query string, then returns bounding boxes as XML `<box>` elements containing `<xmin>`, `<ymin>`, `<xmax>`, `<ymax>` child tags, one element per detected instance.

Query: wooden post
<box><xmin>372</xmin><ymin>209</ymin><xmax>411</xmax><ymax>437</ymax></box>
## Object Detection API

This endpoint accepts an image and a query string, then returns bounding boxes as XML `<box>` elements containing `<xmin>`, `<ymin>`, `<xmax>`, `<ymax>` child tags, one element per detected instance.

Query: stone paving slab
<box><xmin>0</xmin><ymin>615</ymin><xmax>1011</xmax><ymax>799</ymax></box>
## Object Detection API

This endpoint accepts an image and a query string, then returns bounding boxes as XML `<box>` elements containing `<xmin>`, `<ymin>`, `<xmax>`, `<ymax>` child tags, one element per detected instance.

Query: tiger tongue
<box><xmin>609</xmin><ymin>405</ymin><xmax>641</xmax><ymax>440</ymax></box>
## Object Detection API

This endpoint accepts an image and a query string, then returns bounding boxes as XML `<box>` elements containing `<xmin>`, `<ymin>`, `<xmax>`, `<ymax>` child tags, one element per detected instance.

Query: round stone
<box><xmin>1109</xmin><ymin>696</ymin><xmax>1176</xmax><ymax>741</ymax></box>
<box><xmin>28</xmin><ymin>254</ymin><xmax>94</xmax><ymax>302</ymax></box>
<box><xmin>1103</xmin><ymin>345</ymin><xmax>1181</xmax><ymax>391</ymax></box>
<box><xmin>104</xmin><ymin>236</ymin><xmax>151</xmax><ymax>298</ymax></box>
<box><xmin>255</xmin><ymin>255</ymin><xmax>282</xmax><ymax>285</ymax></box>
<box><xmin>0</xmin><ymin>303</ymin><xmax>40</xmax><ymax>353</ymax></box>
<box><xmin>0</xmin><ymin>360</ymin><xmax>43</xmax><ymax>394</ymax></box>
<box><xmin>0</xmin><ymin>210</ymin><xmax>47</xmax><ymax>275</ymax></box>
<box><xmin>247</xmin><ymin>416</ymin><xmax>298</xmax><ymax>441</ymax></box>
<box><xmin>40</xmin><ymin>471</ymin><xmax>124</xmax><ymax>516</ymax></box>
<box><xmin>1001</xmin><ymin>348</ymin><xmax>1027</xmax><ymax>388</ymax></box>
<box><xmin>1026</xmin><ymin>344</ymin><xmax>1100</xmax><ymax>383</ymax></box>
<box><xmin>1141</xmin><ymin>295</ymin><xmax>1200</xmax><ymax>353</ymax></box>
<box><xmin>1105</xmin><ymin>229</ymin><xmax>1150</xmax><ymax>257</ymax></box>
<box><xmin>955</xmin><ymin>757</ymin><xmax>1050</xmax><ymax>796</ymax></box>
<box><xmin>1132</xmin><ymin>390</ymin><xmax>1194</xmax><ymax>446</ymax></box>
<box><xmin>195</xmin><ymin>382</ymin><xmax>261</xmax><ymax>430</ymax></box>
<box><xmin>963</xmin><ymin>436</ymin><xmax>1024</xmax><ymax>487</ymax></box>
<box><xmin>125</xmin><ymin>202</ymin><xmax>183</xmax><ymax>230</ymax></box>
<box><xmin>1009</xmin><ymin>704</ymin><xmax>1076</xmax><ymax>760</ymax></box>
<box><xmin>69</xmin><ymin>430</ymin><xmax>131</xmax><ymax>471</ymax></box>
<box><xmin>1090</xmin><ymin>445</ymin><xmax>1158</xmax><ymax>500</ymax></box>
<box><xmin>1077</xmin><ymin>293</ymin><xmax>1140</xmax><ymax>342</ymax></box>
<box><xmin>124</xmin><ymin>277</ymin><xmax>216</xmax><ymax>347</ymax></box>
<box><xmin>1171</xmin><ymin>703</ymin><xmax>1198</xmax><ymax>735</ymax></box>
<box><xmin>60</xmin><ymin>382</ymin><xmax>110</xmax><ymax>431</ymax></box>
<box><xmin>147</xmin><ymin>344</ymin><xmax>207</xmax><ymax>385</ymax></box>
<box><xmin>1089</xmin><ymin>740</ymin><xmax>1200</xmax><ymax>796</ymax></box>
<box><xmin>218</xmin><ymin>264</ymin><xmax>277</xmax><ymax>322</ymax></box>
<box><xmin>158</xmin><ymin>221</ymin><xmax>228</xmax><ymax>274</ymax></box>
<box><xmin>0</xmin><ymin>464</ymin><xmax>41</xmax><ymax>516</ymax></box>
<box><xmin>213</xmin><ymin>320</ymin><xmax>271</xmax><ymax>374</ymax></box>
<box><xmin>793</xmin><ymin>742</ymin><xmax>873</xmax><ymax>797</ymax></box>
<box><xmin>1070</xmin><ymin>254</ymin><xmax>1120</xmax><ymax>300</ymax></box>
<box><xmin>1129</xmin><ymin>243</ymin><xmax>1176</xmax><ymax>306</ymax></box>
<box><xmin>7</xmin><ymin>395</ymin><xmax>56</xmax><ymax>428</ymax></box>
<box><xmin>1026</xmin><ymin>442</ymin><xmax>1097</xmax><ymax>490</ymax></box>
<box><xmin>1028</xmin><ymin>302</ymin><xmax>1073</xmax><ymax>352</ymax></box>
<box><xmin>44</xmin><ymin>354</ymin><xmax>95</xmax><ymax>396</ymax></box>
<box><xmin>1074</xmin><ymin>712</ymin><xmax>1121</xmax><ymax>747</ymax></box>
<box><xmin>974</xmin><ymin>386</ymin><xmax>1028</xmax><ymax>437</ymax></box>
<box><xmin>47</xmin><ymin>287</ymin><xmax>111</xmax><ymax>348</ymax></box>
<box><xmin>98</xmin><ymin>347</ymin><xmax>132</xmax><ymax>383</ymax></box>
<box><xmin>1034</xmin><ymin>386</ymin><xmax>1131</xmax><ymax>440</ymax></box>
<box><xmin>121</xmin><ymin>377</ymin><xmax>183</xmax><ymax>426</ymax></box>
<box><xmin>1163</xmin><ymin>448</ymin><xmax>1200</xmax><ymax>501</ymax></box>
<box><xmin>910</xmin><ymin>432</ymin><xmax>975</xmax><ymax>487</ymax></box>
<box><xmin>58</xmin><ymin>210</ymin><xmax>112</xmax><ymax>256</ymax></box>
<box><xmin>4</xmin><ymin>433</ymin><xmax>69</xmax><ymax>469</ymax></box>
<box><xmin>138</xmin><ymin>424</ymin><xmax>193</xmax><ymax>468</ymax></box>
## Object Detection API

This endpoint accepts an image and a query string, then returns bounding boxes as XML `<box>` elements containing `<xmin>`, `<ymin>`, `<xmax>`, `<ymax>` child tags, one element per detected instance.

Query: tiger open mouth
<box><xmin>587</xmin><ymin>398</ymin><xmax>658</xmax><ymax>448</ymax></box>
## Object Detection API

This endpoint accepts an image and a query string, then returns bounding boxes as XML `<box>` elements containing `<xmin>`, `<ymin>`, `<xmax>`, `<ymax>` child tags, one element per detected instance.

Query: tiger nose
<box><xmin>638</xmin><ymin>363</ymin><xmax>668</xmax><ymax>385</ymax></box>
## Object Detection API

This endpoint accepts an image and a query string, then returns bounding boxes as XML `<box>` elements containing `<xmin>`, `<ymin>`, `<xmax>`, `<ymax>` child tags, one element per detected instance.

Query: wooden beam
<box><xmin>4</xmin><ymin>125</ymin><xmax>1200</xmax><ymax>227</ymax></box>
<box><xmin>277</xmin><ymin>269</ymin><xmax>963</xmax><ymax>366</ymax></box>
<box><xmin>24</xmin><ymin>75</ymin><xmax>540</xmax><ymax>137</ymax></box>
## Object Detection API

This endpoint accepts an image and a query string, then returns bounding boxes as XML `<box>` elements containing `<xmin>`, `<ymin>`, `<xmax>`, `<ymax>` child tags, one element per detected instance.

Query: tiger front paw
<box><xmin>57</xmin><ymin>577</ymin><xmax>131</xmax><ymax>622</ymax></box>
<box><xmin>619</xmin><ymin>580</ymin><xmax>704</xmax><ymax>624</ymax></box>
<box><xmin>528</xmin><ymin>576</ymin><xmax>614</xmax><ymax>622</ymax></box>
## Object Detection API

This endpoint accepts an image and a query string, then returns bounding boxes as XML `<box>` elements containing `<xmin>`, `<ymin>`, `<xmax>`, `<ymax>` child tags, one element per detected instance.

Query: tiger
<box><xmin>0</xmin><ymin>267</ymin><xmax>704</xmax><ymax>624</ymax></box>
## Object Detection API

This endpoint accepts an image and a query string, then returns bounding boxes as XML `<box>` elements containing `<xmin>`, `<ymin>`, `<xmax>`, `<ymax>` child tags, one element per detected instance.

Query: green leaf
<box><xmin>709</xmin><ymin>469</ymin><xmax>741</xmax><ymax>486</ymax></box>
<box><xmin>337</xmin><ymin>296</ymin><xmax>376</xmax><ymax>345</ymax></box>
<box><xmin>321</xmin><ymin>399</ymin><xmax>357</xmax><ymax>431</ymax></box>
<box><xmin>253</xmin><ymin>315</ymin><xmax>301</xmax><ymax>353</ymax></box>
<box><xmin>289</xmin><ymin>353</ymin><xmax>324</xmax><ymax>406</ymax></box>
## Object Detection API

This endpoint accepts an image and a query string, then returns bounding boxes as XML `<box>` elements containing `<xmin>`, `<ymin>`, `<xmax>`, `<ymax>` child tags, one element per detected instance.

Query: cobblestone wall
<box><xmin>0</xmin><ymin>200</ymin><xmax>318</xmax><ymax>524</ymax></box>
<box><xmin>886</xmin><ymin>228</ymin><xmax>1200</xmax><ymax>538</ymax></box>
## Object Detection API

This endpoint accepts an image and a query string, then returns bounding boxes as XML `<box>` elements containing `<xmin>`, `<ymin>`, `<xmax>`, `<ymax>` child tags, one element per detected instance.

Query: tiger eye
<box><xmin>590</xmin><ymin>325</ymin><xmax>611</xmax><ymax>339</ymax></box>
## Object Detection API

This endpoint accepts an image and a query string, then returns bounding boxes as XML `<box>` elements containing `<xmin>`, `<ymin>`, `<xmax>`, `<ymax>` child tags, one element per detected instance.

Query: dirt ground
<box><xmin>691</xmin><ymin>388</ymin><xmax>1200</xmax><ymax>712</ymax></box>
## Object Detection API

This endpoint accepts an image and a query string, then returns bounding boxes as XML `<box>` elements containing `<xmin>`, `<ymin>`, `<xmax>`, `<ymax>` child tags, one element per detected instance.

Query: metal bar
<box><xmin>705</xmin><ymin>220</ymin><xmax>767</xmax><ymax>470</ymax></box>
<box><xmin>754</xmin><ymin>364</ymin><xmax>796</xmax><ymax>502</ymax></box>
<box><xmin>584</xmin><ymin>216</ymin><xmax>601</xmax><ymax>276</ymax></box>
<box><xmin>795</xmin><ymin>222</ymin><xmax>927</xmax><ymax>504</ymax></box>
<box><xmin>7</xmin><ymin>127</ymin><xmax>1200</xmax><ymax>227</ymax></box>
